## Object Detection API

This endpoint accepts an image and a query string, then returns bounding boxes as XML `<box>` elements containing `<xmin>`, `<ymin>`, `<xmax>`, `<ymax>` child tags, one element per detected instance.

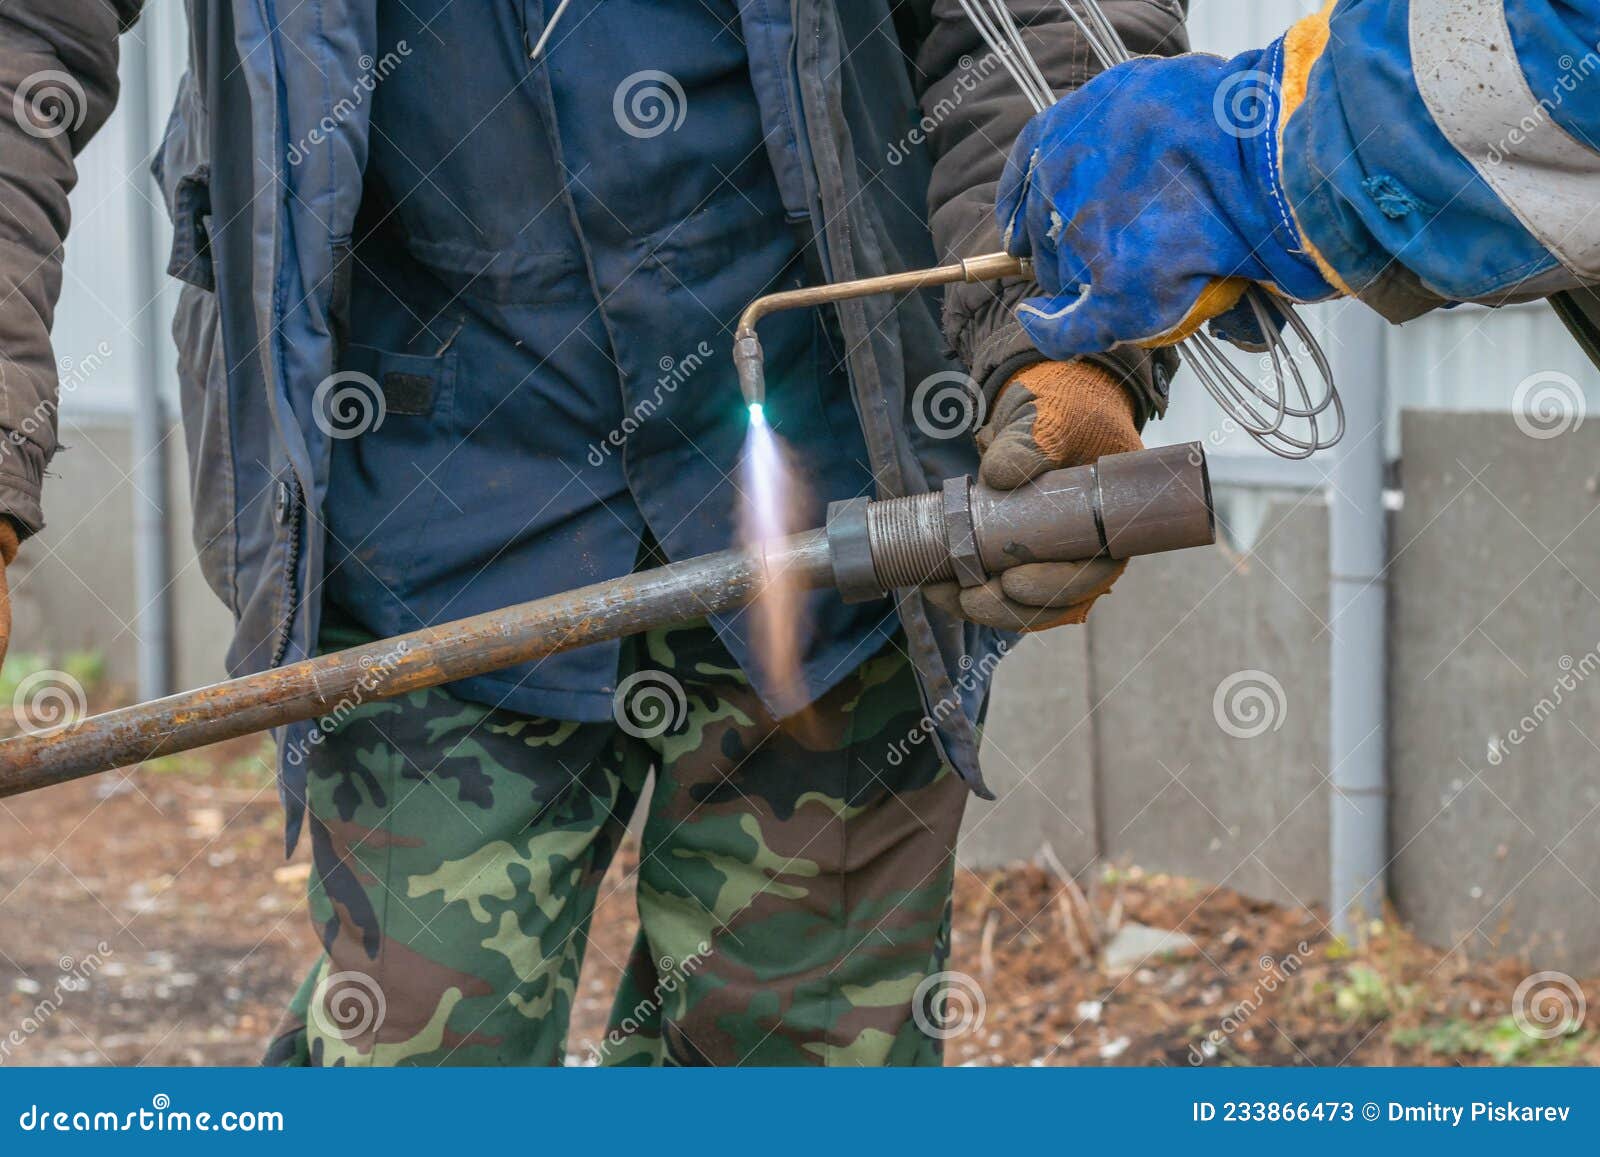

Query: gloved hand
<box><xmin>0</xmin><ymin>518</ymin><xmax>19</xmax><ymax>672</ymax></box>
<box><xmin>994</xmin><ymin>13</ymin><xmax>1344</xmax><ymax>361</ymax></box>
<box><xmin>925</xmin><ymin>360</ymin><xmax>1138</xmax><ymax>631</ymax></box>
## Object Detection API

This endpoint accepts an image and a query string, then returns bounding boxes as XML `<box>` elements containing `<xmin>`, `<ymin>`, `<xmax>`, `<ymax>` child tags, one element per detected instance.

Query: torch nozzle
<box><xmin>734</xmin><ymin>333</ymin><xmax>767</xmax><ymax>409</ymax></box>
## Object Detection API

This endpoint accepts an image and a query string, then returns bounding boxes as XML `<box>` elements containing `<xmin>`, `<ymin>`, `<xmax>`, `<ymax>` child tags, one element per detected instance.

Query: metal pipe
<box><xmin>0</xmin><ymin>531</ymin><xmax>835</xmax><ymax>798</ymax></box>
<box><xmin>733</xmin><ymin>252</ymin><xmax>1030</xmax><ymax>407</ymax></box>
<box><xmin>1328</xmin><ymin>307</ymin><xmax>1389</xmax><ymax>935</ymax></box>
<box><xmin>0</xmin><ymin>445</ymin><xmax>1213</xmax><ymax>800</ymax></box>
<box><xmin>123</xmin><ymin>19</ymin><xmax>175</xmax><ymax>699</ymax></box>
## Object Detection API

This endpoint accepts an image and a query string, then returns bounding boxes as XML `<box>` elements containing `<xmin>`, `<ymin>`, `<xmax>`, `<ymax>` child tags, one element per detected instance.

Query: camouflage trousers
<box><xmin>264</xmin><ymin>619</ymin><xmax>969</xmax><ymax>1066</ymax></box>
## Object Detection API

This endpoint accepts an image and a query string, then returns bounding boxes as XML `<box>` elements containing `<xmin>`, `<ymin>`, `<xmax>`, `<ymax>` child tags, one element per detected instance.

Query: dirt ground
<box><xmin>1</xmin><ymin>751</ymin><xmax>1595</xmax><ymax>1067</ymax></box>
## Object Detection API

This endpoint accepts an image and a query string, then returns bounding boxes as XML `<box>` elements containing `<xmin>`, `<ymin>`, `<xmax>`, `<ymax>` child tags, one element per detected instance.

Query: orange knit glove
<box><xmin>0</xmin><ymin>518</ymin><xmax>19</xmax><ymax>672</ymax></box>
<box><xmin>925</xmin><ymin>360</ymin><xmax>1142</xmax><ymax>631</ymax></box>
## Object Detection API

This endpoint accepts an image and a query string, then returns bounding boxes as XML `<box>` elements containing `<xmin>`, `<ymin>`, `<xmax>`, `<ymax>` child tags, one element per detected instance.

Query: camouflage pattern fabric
<box><xmin>263</xmin><ymin>618</ymin><xmax>969</xmax><ymax>1066</ymax></box>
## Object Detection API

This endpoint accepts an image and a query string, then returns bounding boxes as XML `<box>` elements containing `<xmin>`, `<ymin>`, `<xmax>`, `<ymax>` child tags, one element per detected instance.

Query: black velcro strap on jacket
<box><xmin>381</xmin><ymin>372</ymin><xmax>436</xmax><ymax>416</ymax></box>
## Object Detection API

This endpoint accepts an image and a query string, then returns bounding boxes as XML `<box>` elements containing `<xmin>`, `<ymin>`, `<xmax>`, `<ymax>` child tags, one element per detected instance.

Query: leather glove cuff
<box><xmin>999</xmin><ymin>359</ymin><xmax>1142</xmax><ymax>465</ymax></box>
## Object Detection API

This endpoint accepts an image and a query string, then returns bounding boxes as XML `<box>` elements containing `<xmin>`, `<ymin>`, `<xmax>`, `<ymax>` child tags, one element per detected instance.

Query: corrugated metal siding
<box><xmin>1186</xmin><ymin>0</ymin><xmax>1318</xmax><ymax>54</ymax></box>
<box><xmin>53</xmin><ymin>6</ymin><xmax>186</xmax><ymax>416</ymax></box>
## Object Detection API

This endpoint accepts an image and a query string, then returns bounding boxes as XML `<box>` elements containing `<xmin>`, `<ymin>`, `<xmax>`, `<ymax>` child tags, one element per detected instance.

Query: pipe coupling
<box><xmin>825</xmin><ymin>443</ymin><xmax>1214</xmax><ymax>604</ymax></box>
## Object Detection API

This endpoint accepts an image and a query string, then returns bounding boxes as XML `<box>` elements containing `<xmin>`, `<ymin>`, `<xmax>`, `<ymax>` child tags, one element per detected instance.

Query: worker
<box><xmin>996</xmin><ymin>0</ymin><xmax>1600</xmax><ymax>365</ymax></box>
<box><xmin>0</xmin><ymin>2</ymin><xmax>1185</xmax><ymax>1065</ymax></box>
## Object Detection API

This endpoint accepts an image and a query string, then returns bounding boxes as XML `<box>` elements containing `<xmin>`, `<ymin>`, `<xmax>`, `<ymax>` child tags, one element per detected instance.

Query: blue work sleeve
<box><xmin>1279</xmin><ymin>0</ymin><xmax>1600</xmax><ymax>321</ymax></box>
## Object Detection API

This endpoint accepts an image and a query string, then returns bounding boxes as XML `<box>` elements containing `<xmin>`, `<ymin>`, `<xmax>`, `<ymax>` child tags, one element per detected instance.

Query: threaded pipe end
<box><xmin>867</xmin><ymin>492</ymin><xmax>953</xmax><ymax>588</ymax></box>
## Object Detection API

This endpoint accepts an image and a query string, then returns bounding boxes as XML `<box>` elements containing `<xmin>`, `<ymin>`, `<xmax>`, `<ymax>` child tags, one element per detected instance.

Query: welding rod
<box><xmin>0</xmin><ymin>443</ymin><xmax>1211</xmax><ymax>799</ymax></box>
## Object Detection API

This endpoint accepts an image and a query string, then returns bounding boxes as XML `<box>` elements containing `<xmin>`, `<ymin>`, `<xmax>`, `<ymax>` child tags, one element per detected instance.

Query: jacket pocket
<box><xmin>322</xmin><ymin>340</ymin><xmax>460</xmax><ymax>601</ymax></box>
<box><xmin>172</xmin><ymin>283</ymin><xmax>238</xmax><ymax>615</ymax></box>
<box><xmin>152</xmin><ymin>71</ymin><xmax>215</xmax><ymax>291</ymax></box>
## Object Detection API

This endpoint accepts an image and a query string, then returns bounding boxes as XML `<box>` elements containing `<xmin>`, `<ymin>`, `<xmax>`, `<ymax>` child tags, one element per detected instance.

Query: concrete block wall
<box><xmin>966</xmin><ymin>498</ymin><xmax>1332</xmax><ymax>912</ymax></box>
<box><xmin>1388</xmin><ymin>413</ymin><xmax>1600</xmax><ymax>970</ymax></box>
<box><xmin>971</xmin><ymin>411</ymin><xmax>1600</xmax><ymax>972</ymax></box>
<box><xmin>8</xmin><ymin>413</ymin><xmax>233</xmax><ymax>695</ymax></box>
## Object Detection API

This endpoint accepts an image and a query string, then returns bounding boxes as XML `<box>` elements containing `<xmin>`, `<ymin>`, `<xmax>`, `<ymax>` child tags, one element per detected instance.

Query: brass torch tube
<box><xmin>733</xmin><ymin>252</ymin><xmax>1030</xmax><ymax>406</ymax></box>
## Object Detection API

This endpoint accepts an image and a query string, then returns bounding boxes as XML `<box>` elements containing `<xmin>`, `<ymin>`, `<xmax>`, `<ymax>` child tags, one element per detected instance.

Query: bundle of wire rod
<box><xmin>955</xmin><ymin>0</ymin><xmax>1344</xmax><ymax>460</ymax></box>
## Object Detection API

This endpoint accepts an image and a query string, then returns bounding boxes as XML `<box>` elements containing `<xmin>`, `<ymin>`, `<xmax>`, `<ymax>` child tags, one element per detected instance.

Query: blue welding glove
<box><xmin>995</xmin><ymin>11</ymin><xmax>1345</xmax><ymax>361</ymax></box>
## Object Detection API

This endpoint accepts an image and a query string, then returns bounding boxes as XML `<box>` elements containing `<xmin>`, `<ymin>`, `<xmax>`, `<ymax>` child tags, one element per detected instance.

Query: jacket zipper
<box><xmin>270</xmin><ymin>476</ymin><xmax>304</xmax><ymax>668</ymax></box>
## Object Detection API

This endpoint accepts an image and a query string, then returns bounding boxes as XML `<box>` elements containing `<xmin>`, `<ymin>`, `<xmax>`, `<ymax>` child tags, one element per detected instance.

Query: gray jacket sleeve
<box><xmin>0</xmin><ymin>0</ymin><xmax>140</xmax><ymax>535</ymax></box>
<box><xmin>910</xmin><ymin>0</ymin><xmax>1190</xmax><ymax>424</ymax></box>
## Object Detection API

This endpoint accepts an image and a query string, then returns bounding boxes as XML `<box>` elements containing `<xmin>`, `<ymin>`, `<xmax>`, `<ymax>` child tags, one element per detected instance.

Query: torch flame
<box><xmin>739</xmin><ymin>405</ymin><xmax>817</xmax><ymax>736</ymax></box>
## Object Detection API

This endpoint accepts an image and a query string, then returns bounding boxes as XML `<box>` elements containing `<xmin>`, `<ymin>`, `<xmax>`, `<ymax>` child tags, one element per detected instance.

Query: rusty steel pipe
<box><xmin>0</xmin><ymin>533</ymin><xmax>834</xmax><ymax>800</ymax></box>
<box><xmin>0</xmin><ymin>444</ymin><xmax>1212</xmax><ymax>799</ymax></box>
